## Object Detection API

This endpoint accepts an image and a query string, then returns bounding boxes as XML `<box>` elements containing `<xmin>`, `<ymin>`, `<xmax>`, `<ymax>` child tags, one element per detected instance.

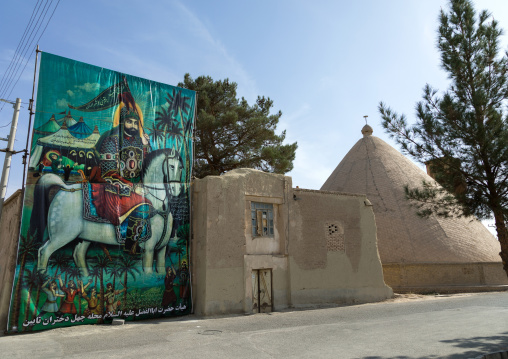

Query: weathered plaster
<box><xmin>192</xmin><ymin>169</ymin><xmax>392</xmax><ymax>316</ymax></box>
<box><xmin>0</xmin><ymin>190</ymin><xmax>23</xmax><ymax>333</ymax></box>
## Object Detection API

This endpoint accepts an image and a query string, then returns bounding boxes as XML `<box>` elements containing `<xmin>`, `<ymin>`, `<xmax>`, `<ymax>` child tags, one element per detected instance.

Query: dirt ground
<box><xmin>386</xmin><ymin>292</ymin><xmax>488</xmax><ymax>303</ymax></box>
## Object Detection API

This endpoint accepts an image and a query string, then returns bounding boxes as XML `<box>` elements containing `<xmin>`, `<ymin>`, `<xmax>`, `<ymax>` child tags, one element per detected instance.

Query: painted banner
<box><xmin>6</xmin><ymin>52</ymin><xmax>195</xmax><ymax>333</ymax></box>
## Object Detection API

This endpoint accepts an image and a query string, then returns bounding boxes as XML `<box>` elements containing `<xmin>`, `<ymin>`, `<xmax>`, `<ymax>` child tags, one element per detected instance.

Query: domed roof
<box><xmin>321</xmin><ymin>132</ymin><xmax>501</xmax><ymax>264</ymax></box>
<box><xmin>361</xmin><ymin>124</ymin><xmax>373</xmax><ymax>137</ymax></box>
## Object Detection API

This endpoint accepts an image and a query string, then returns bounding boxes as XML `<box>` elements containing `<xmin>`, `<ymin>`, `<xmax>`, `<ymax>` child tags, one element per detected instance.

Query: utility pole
<box><xmin>0</xmin><ymin>98</ymin><xmax>22</xmax><ymax>219</ymax></box>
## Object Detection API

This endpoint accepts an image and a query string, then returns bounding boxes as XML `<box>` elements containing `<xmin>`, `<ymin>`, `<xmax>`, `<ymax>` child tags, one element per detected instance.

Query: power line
<box><xmin>0</xmin><ymin>0</ymin><xmax>51</xmax><ymax>99</ymax></box>
<box><xmin>0</xmin><ymin>0</ymin><xmax>45</xmax><ymax>97</ymax></box>
<box><xmin>0</xmin><ymin>0</ymin><xmax>61</xmax><ymax>113</ymax></box>
<box><xmin>0</xmin><ymin>0</ymin><xmax>42</xmax><ymax>93</ymax></box>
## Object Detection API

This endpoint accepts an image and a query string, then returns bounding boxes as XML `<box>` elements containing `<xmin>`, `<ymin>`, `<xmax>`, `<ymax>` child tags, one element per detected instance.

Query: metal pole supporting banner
<box><xmin>0</xmin><ymin>98</ymin><xmax>22</xmax><ymax>219</ymax></box>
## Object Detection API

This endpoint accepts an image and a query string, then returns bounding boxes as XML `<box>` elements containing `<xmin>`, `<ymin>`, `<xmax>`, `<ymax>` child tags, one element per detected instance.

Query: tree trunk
<box><xmin>493</xmin><ymin>209</ymin><xmax>508</xmax><ymax>278</ymax></box>
<box><xmin>22</xmin><ymin>283</ymin><xmax>33</xmax><ymax>331</ymax></box>
<box><xmin>9</xmin><ymin>253</ymin><xmax>27</xmax><ymax>331</ymax></box>
<box><xmin>123</xmin><ymin>272</ymin><xmax>128</xmax><ymax>309</ymax></box>
<box><xmin>32</xmin><ymin>287</ymin><xmax>41</xmax><ymax>319</ymax></box>
<box><xmin>98</xmin><ymin>271</ymin><xmax>105</xmax><ymax>323</ymax></box>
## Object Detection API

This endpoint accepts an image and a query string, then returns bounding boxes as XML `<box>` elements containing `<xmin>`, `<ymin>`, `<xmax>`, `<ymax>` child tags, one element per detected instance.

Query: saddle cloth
<box><xmin>82</xmin><ymin>182</ymin><xmax>157</xmax><ymax>244</ymax></box>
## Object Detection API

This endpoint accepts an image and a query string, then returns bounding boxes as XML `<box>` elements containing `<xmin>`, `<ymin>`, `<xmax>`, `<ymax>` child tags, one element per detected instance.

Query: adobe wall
<box><xmin>0</xmin><ymin>190</ymin><xmax>23</xmax><ymax>333</ymax></box>
<box><xmin>191</xmin><ymin>169</ymin><xmax>291</xmax><ymax>315</ymax></box>
<box><xmin>289</xmin><ymin>189</ymin><xmax>392</xmax><ymax>306</ymax></box>
<box><xmin>191</xmin><ymin>169</ymin><xmax>392</xmax><ymax>316</ymax></box>
<box><xmin>383</xmin><ymin>262</ymin><xmax>508</xmax><ymax>291</ymax></box>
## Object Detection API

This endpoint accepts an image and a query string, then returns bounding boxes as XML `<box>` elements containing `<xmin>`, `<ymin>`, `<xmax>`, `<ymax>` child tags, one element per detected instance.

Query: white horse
<box><xmin>34</xmin><ymin>149</ymin><xmax>183</xmax><ymax>276</ymax></box>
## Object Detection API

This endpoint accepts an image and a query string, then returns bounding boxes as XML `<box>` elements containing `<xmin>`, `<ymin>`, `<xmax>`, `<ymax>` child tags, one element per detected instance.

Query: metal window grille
<box><xmin>251</xmin><ymin>202</ymin><xmax>274</xmax><ymax>237</ymax></box>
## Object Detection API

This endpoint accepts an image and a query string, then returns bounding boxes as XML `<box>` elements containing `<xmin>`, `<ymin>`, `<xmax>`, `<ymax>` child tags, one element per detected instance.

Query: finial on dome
<box><xmin>362</xmin><ymin>124</ymin><xmax>373</xmax><ymax>137</ymax></box>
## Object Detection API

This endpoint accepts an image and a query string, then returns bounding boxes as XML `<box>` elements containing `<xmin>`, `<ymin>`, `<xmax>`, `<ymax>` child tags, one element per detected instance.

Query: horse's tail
<box><xmin>29</xmin><ymin>174</ymin><xmax>70</xmax><ymax>243</ymax></box>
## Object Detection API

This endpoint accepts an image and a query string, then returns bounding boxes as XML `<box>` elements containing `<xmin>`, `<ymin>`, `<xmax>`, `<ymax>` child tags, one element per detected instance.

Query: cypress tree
<box><xmin>379</xmin><ymin>0</ymin><xmax>508</xmax><ymax>276</ymax></box>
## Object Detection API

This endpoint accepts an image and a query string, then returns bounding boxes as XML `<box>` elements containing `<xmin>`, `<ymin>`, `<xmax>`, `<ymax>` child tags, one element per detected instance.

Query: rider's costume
<box><xmin>90</xmin><ymin>104</ymin><xmax>153</xmax><ymax>253</ymax></box>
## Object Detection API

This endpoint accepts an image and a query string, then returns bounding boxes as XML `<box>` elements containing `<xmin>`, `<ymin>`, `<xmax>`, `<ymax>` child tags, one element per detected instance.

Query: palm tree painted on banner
<box><xmin>94</xmin><ymin>254</ymin><xmax>110</xmax><ymax>318</ymax></box>
<box><xmin>89</xmin><ymin>266</ymin><xmax>101</xmax><ymax>290</ymax></box>
<box><xmin>107</xmin><ymin>262</ymin><xmax>122</xmax><ymax>291</ymax></box>
<box><xmin>154</xmin><ymin>106</ymin><xmax>182</xmax><ymax>148</ymax></box>
<box><xmin>167</xmin><ymin>89</ymin><xmax>193</xmax><ymax>182</ymax></box>
<box><xmin>49</xmin><ymin>253</ymin><xmax>69</xmax><ymax>279</ymax></box>
<box><xmin>22</xmin><ymin>267</ymin><xmax>48</xmax><ymax>330</ymax></box>
<box><xmin>177</xmin><ymin>224</ymin><xmax>190</xmax><ymax>266</ymax></box>
<box><xmin>154</xmin><ymin>89</ymin><xmax>193</xmax><ymax>181</ymax></box>
<box><xmin>117</xmin><ymin>255</ymin><xmax>141</xmax><ymax>308</ymax></box>
<box><xmin>147</xmin><ymin>123</ymin><xmax>165</xmax><ymax>149</ymax></box>
<box><xmin>31</xmin><ymin>270</ymin><xmax>49</xmax><ymax>320</ymax></box>
<box><xmin>10</xmin><ymin>231</ymin><xmax>39</xmax><ymax>330</ymax></box>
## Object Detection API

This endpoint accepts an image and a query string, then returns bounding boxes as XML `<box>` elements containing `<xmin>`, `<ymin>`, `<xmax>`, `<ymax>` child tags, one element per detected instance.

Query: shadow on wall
<box><xmin>361</xmin><ymin>332</ymin><xmax>508</xmax><ymax>359</ymax></box>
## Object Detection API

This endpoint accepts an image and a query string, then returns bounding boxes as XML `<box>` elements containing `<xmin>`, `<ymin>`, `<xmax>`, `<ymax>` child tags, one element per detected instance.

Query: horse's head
<box><xmin>163</xmin><ymin>149</ymin><xmax>183</xmax><ymax>197</ymax></box>
<box><xmin>142</xmin><ymin>149</ymin><xmax>184</xmax><ymax>209</ymax></box>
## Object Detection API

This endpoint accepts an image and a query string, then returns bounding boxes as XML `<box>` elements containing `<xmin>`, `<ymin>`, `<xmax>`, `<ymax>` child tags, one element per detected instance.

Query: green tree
<box><xmin>117</xmin><ymin>255</ymin><xmax>141</xmax><ymax>307</ymax></box>
<box><xmin>9</xmin><ymin>231</ymin><xmax>39</xmax><ymax>331</ymax></box>
<box><xmin>50</xmin><ymin>253</ymin><xmax>69</xmax><ymax>279</ymax></box>
<box><xmin>94</xmin><ymin>254</ymin><xmax>110</xmax><ymax>318</ymax></box>
<box><xmin>179</xmin><ymin>74</ymin><xmax>297</xmax><ymax>178</ymax></box>
<box><xmin>379</xmin><ymin>0</ymin><xmax>508</xmax><ymax>276</ymax></box>
<box><xmin>22</xmin><ymin>267</ymin><xmax>47</xmax><ymax>329</ymax></box>
<box><xmin>147</xmin><ymin>123</ymin><xmax>165</xmax><ymax>150</ymax></box>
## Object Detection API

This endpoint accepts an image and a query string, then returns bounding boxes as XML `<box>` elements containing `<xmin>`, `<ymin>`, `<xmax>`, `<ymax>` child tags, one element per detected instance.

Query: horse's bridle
<box><xmin>143</xmin><ymin>151</ymin><xmax>183</xmax><ymax>249</ymax></box>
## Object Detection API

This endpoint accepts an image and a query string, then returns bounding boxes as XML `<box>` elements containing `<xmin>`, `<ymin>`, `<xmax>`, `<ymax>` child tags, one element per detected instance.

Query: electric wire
<box><xmin>1</xmin><ymin>0</ymin><xmax>60</xmax><ymax>106</ymax></box>
<box><xmin>0</xmin><ymin>0</ymin><xmax>60</xmax><ymax>113</ymax></box>
<box><xmin>0</xmin><ymin>0</ymin><xmax>47</xmax><ymax>98</ymax></box>
<box><xmin>0</xmin><ymin>0</ymin><xmax>42</xmax><ymax>94</ymax></box>
<box><xmin>0</xmin><ymin>0</ymin><xmax>52</xmax><ymax>102</ymax></box>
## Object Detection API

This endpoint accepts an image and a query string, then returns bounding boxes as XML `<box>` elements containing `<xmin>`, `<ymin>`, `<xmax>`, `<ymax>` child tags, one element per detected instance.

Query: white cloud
<box><xmin>278</xmin><ymin>103</ymin><xmax>311</xmax><ymax>138</ymax></box>
<box><xmin>76</xmin><ymin>82</ymin><xmax>100</xmax><ymax>93</ymax></box>
<box><xmin>57</xmin><ymin>98</ymin><xmax>68</xmax><ymax>107</ymax></box>
<box><xmin>288</xmin><ymin>140</ymin><xmax>333</xmax><ymax>190</ymax></box>
<box><xmin>173</xmin><ymin>1</ymin><xmax>258</xmax><ymax>101</ymax></box>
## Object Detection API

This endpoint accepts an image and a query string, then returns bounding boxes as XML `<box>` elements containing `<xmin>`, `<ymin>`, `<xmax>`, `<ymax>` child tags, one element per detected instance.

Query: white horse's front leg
<box><xmin>73</xmin><ymin>240</ymin><xmax>91</xmax><ymax>277</ymax></box>
<box><xmin>38</xmin><ymin>242</ymin><xmax>52</xmax><ymax>273</ymax></box>
<box><xmin>156</xmin><ymin>246</ymin><xmax>166</xmax><ymax>274</ymax></box>
<box><xmin>142</xmin><ymin>248</ymin><xmax>154</xmax><ymax>273</ymax></box>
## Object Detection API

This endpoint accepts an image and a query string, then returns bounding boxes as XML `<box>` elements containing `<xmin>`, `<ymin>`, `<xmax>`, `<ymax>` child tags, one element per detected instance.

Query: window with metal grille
<box><xmin>251</xmin><ymin>202</ymin><xmax>274</xmax><ymax>237</ymax></box>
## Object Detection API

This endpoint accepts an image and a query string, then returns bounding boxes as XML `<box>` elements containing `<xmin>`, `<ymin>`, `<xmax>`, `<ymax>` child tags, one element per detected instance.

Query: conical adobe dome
<box><xmin>321</xmin><ymin>127</ymin><xmax>501</xmax><ymax>264</ymax></box>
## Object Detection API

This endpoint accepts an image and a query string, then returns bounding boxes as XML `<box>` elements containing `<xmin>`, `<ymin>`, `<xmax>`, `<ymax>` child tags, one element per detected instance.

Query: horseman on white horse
<box><xmin>87</xmin><ymin>83</ymin><xmax>153</xmax><ymax>255</ymax></box>
<box><xmin>32</xmin><ymin>78</ymin><xmax>184</xmax><ymax>276</ymax></box>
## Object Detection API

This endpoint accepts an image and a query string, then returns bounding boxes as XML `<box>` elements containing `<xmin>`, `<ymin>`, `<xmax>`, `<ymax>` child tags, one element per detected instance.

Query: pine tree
<box><xmin>178</xmin><ymin>74</ymin><xmax>297</xmax><ymax>178</ymax></box>
<box><xmin>379</xmin><ymin>0</ymin><xmax>508</xmax><ymax>277</ymax></box>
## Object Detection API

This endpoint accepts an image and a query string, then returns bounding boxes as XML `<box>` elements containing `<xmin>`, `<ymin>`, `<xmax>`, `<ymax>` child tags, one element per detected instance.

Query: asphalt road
<box><xmin>2</xmin><ymin>292</ymin><xmax>508</xmax><ymax>359</ymax></box>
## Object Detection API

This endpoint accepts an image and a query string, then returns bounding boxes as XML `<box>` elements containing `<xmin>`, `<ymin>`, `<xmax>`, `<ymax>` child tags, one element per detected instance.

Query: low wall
<box><xmin>192</xmin><ymin>170</ymin><xmax>393</xmax><ymax>316</ymax></box>
<box><xmin>289</xmin><ymin>189</ymin><xmax>393</xmax><ymax>307</ymax></box>
<box><xmin>0</xmin><ymin>190</ymin><xmax>23</xmax><ymax>333</ymax></box>
<box><xmin>383</xmin><ymin>262</ymin><xmax>508</xmax><ymax>292</ymax></box>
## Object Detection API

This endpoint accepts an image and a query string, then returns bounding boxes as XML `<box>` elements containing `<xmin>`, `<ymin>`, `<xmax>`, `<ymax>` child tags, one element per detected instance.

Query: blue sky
<box><xmin>1</xmin><ymin>0</ymin><xmax>508</xmax><ymax>200</ymax></box>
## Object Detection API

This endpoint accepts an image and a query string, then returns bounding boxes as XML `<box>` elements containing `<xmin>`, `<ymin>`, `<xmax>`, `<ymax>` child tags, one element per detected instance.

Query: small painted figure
<box><xmin>49</xmin><ymin>153</ymin><xmax>63</xmax><ymax>174</ymax></box>
<box><xmin>57</xmin><ymin>275</ymin><xmax>83</xmax><ymax>314</ymax></box>
<box><xmin>162</xmin><ymin>266</ymin><xmax>177</xmax><ymax>308</ymax></box>
<box><xmin>63</xmin><ymin>164</ymin><xmax>72</xmax><ymax>181</ymax></box>
<box><xmin>33</xmin><ymin>161</ymin><xmax>44</xmax><ymax>177</ymax></box>
<box><xmin>81</xmin><ymin>280</ymin><xmax>101</xmax><ymax>316</ymax></box>
<box><xmin>104</xmin><ymin>282</ymin><xmax>126</xmax><ymax>313</ymax></box>
<box><xmin>178</xmin><ymin>260</ymin><xmax>189</xmax><ymax>303</ymax></box>
<box><xmin>39</xmin><ymin>279</ymin><xmax>65</xmax><ymax>315</ymax></box>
